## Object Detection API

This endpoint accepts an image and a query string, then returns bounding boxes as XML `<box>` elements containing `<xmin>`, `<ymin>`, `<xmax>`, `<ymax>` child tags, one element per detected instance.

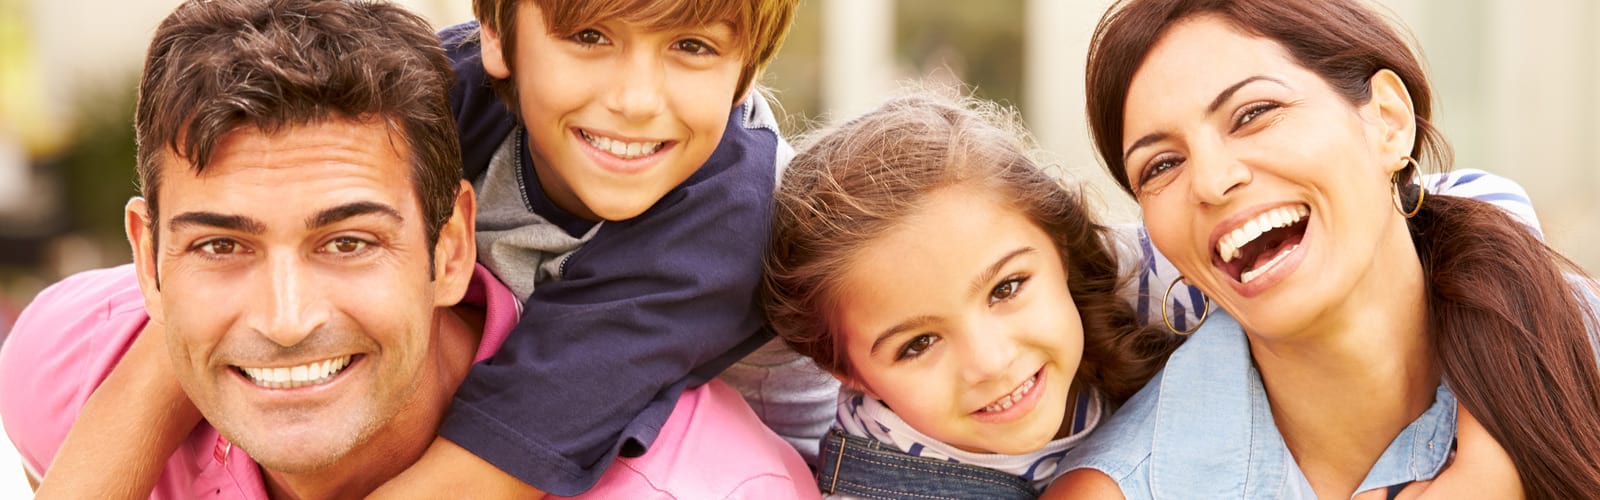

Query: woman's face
<box><xmin>1118</xmin><ymin>16</ymin><xmax>1418</xmax><ymax>338</ymax></box>
<box><xmin>831</xmin><ymin>184</ymin><xmax>1084</xmax><ymax>454</ymax></box>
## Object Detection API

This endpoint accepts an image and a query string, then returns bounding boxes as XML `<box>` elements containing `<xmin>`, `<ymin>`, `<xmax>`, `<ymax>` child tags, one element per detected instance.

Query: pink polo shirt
<box><xmin>0</xmin><ymin>264</ymin><xmax>818</xmax><ymax>499</ymax></box>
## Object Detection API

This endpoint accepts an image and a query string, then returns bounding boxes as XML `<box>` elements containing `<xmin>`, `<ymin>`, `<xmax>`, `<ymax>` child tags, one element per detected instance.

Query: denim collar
<box><xmin>1148</xmin><ymin>313</ymin><xmax>1457</xmax><ymax>498</ymax></box>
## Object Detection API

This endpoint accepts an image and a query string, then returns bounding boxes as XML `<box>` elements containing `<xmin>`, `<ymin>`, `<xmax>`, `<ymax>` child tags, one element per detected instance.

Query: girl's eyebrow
<box><xmin>968</xmin><ymin>247</ymin><xmax>1035</xmax><ymax>298</ymax></box>
<box><xmin>870</xmin><ymin>315</ymin><xmax>937</xmax><ymax>355</ymax></box>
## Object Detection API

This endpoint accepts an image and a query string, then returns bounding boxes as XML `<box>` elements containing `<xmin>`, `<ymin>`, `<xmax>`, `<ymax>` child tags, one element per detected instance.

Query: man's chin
<box><xmin>214</xmin><ymin>413</ymin><xmax>375</xmax><ymax>474</ymax></box>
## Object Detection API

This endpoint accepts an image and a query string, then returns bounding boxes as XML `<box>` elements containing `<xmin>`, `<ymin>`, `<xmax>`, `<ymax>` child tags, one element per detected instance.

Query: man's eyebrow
<box><xmin>1122</xmin><ymin>76</ymin><xmax>1287</xmax><ymax>164</ymax></box>
<box><xmin>168</xmin><ymin>212</ymin><xmax>267</xmax><ymax>234</ymax></box>
<box><xmin>968</xmin><ymin>247</ymin><xmax>1035</xmax><ymax>298</ymax></box>
<box><xmin>869</xmin><ymin>315</ymin><xmax>938</xmax><ymax>356</ymax></box>
<box><xmin>306</xmin><ymin>201</ymin><xmax>404</xmax><ymax>230</ymax></box>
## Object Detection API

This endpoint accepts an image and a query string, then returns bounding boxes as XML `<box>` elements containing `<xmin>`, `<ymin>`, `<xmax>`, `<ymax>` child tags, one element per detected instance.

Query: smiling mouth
<box><xmin>235</xmin><ymin>355</ymin><xmax>356</xmax><ymax>390</ymax></box>
<box><xmin>977</xmin><ymin>371</ymin><xmax>1041</xmax><ymax>414</ymax></box>
<box><xmin>1215</xmin><ymin>204</ymin><xmax>1310</xmax><ymax>284</ymax></box>
<box><xmin>578</xmin><ymin>129</ymin><xmax>666</xmax><ymax>160</ymax></box>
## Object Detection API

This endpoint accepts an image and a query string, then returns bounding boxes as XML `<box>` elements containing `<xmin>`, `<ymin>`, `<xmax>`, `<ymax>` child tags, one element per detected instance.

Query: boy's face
<box><xmin>831</xmin><ymin>185</ymin><xmax>1085</xmax><ymax>455</ymax></box>
<box><xmin>481</xmin><ymin>2</ymin><xmax>743</xmax><ymax>221</ymax></box>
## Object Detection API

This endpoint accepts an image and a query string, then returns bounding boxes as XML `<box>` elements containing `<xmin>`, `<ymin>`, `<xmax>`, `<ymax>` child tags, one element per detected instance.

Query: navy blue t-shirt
<box><xmin>435</xmin><ymin>23</ymin><xmax>779</xmax><ymax>495</ymax></box>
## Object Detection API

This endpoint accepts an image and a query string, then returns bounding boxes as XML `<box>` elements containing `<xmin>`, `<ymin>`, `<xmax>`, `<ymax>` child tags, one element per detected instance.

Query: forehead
<box><xmin>157</xmin><ymin>120</ymin><xmax>419</xmax><ymax>223</ymax></box>
<box><xmin>1125</xmin><ymin>16</ymin><xmax>1302</xmax><ymax>116</ymax></box>
<box><xmin>536</xmin><ymin>0</ymin><xmax>741</xmax><ymax>35</ymax></box>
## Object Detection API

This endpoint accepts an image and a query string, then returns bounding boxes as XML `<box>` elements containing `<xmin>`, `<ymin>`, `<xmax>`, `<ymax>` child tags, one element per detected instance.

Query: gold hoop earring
<box><xmin>1391</xmin><ymin>156</ymin><xmax>1425</xmax><ymax>218</ymax></box>
<box><xmin>1162</xmin><ymin>276</ymin><xmax>1211</xmax><ymax>335</ymax></box>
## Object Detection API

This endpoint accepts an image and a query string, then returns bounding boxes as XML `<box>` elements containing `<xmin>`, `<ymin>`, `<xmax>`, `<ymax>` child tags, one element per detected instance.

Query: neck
<box><xmin>261</xmin><ymin>306</ymin><xmax>483</xmax><ymax>500</ymax></box>
<box><xmin>1249</xmin><ymin>227</ymin><xmax>1437</xmax><ymax>498</ymax></box>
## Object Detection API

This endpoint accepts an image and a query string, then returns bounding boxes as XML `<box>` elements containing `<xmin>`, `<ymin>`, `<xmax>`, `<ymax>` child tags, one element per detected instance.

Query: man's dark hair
<box><xmin>136</xmin><ymin>0</ymin><xmax>461</xmax><ymax>257</ymax></box>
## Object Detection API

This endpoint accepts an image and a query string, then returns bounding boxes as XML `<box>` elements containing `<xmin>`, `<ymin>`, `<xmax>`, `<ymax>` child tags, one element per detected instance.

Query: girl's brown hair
<box><xmin>1086</xmin><ymin>0</ymin><xmax>1600</xmax><ymax>496</ymax></box>
<box><xmin>761</xmin><ymin>91</ymin><xmax>1180</xmax><ymax>404</ymax></box>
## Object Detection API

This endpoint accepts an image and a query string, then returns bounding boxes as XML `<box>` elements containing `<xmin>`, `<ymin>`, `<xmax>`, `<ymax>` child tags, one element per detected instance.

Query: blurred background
<box><xmin>0</xmin><ymin>0</ymin><xmax>1596</xmax><ymax>494</ymax></box>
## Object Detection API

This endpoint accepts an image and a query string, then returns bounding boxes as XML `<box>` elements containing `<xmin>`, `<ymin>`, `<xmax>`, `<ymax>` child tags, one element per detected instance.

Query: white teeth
<box><xmin>980</xmin><ymin>374</ymin><xmax>1038</xmax><ymax>413</ymax></box>
<box><xmin>580</xmin><ymin>130</ymin><xmax>662</xmax><ymax>160</ymax></box>
<box><xmin>1218</xmin><ymin>205</ymin><xmax>1309</xmax><ymax>264</ymax></box>
<box><xmin>239</xmin><ymin>355</ymin><xmax>353</xmax><ymax>390</ymax></box>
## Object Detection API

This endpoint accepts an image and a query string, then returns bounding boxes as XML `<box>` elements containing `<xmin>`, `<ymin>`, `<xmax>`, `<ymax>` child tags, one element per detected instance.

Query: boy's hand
<box><xmin>33</xmin><ymin>319</ymin><xmax>202</xmax><ymax>500</ymax></box>
<box><xmin>1354</xmin><ymin>404</ymin><xmax>1522</xmax><ymax>500</ymax></box>
<box><xmin>367</xmin><ymin>437</ymin><xmax>546</xmax><ymax>499</ymax></box>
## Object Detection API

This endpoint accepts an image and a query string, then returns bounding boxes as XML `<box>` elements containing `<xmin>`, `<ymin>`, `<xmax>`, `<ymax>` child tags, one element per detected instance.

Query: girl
<box><xmin>761</xmin><ymin>91</ymin><xmax>1180</xmax><ymax>498</ymax></box>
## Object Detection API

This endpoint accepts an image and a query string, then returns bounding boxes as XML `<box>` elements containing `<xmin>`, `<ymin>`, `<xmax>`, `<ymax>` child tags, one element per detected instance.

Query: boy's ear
<box><xmin>124</xmin><ymin>197</ymin><xmax>164</xmax><ymax>325</ymax></box>
<box><xmin>478</xmin><ymin>24</ymin><xmax>512</xmax><ymax>79</ymax></box>
<box><xmin>432</xmin><ymin>180</ymin><xmax>479</xmax><ymax>307</ymax></box>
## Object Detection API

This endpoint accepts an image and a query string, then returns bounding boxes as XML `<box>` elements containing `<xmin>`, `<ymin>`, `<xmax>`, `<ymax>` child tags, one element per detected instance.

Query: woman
<box><xmin>1054</xmin><ymin>0</ymin><xmax>1600</xmax><ymax>498</ymax></box>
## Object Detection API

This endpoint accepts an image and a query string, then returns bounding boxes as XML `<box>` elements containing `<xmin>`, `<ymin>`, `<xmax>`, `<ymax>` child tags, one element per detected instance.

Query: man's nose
<box><xmin>246</xmin><ymin>253</ymin><xmax>329</xmax><ymax>347</ymax></box>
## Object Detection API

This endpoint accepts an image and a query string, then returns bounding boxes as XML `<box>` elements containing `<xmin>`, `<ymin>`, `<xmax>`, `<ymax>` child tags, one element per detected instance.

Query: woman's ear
<box><xmin>1367</xmin><ymin>69</ymin><xmax>1418</xmax><ymax>170</ymax></box>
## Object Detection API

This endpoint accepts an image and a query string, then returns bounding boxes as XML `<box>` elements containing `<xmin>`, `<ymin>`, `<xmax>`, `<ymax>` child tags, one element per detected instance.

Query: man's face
<box><xmin>128</xmin><ymin>119</ymin><xmax>463</xmax><ymax>473</ymax></box>
<box><xmin>480</xmin><ymin>2</ymin><xmax>743</xmax><ymax>221</ymax></box>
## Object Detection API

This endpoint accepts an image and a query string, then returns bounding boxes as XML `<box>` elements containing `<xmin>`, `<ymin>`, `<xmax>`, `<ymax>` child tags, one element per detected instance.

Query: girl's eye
<box><xmin>321</xmin><ymin>237</ymin><xmax>369</xmax><ymax>254</ymax></box>
<box><xmin>571</xmin><ymin>29</ymin><xmax>609</xmax><ymax>46</ymax></box>
<box><xmin>988</xmin><ymin>276</ymin><xmax>1028</xmax><ymax>305</ymax></box>
<box><xmin>196</xmin><ymin>239</ymin><xmax>240</xmax><ymax>255</ymax></box>
<box><xmin>896</xmin><ymin>334</ymin><xmax>937</xmax><ymax>361</ymax></box>
<box><xmin>1234</xmin><ymin>102</ymin><xmax>1279</xmax><ymax>130</ymax></box>
<box><xmin>673</xmin><ymin>38</ymin><xmax>717</xmax><ymax>56</ymax></box>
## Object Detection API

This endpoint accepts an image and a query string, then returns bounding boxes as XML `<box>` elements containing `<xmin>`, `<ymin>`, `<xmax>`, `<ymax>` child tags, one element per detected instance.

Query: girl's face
<box><xmin>832</xmin><ymin>184</ymin><xmax>1084</xmax><ymax>454</ymax></box>
<box><xmin>1118</xmin><ymin>16</ymin><xmax>1417</xmax><ymax>338</ymax></box>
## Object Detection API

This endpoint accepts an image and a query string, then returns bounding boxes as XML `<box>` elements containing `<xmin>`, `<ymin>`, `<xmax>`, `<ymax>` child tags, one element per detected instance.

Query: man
<box><xmin>0</xmin><ymin>0</ymin><xmax>810</xmax><ymax>498</ymax></box>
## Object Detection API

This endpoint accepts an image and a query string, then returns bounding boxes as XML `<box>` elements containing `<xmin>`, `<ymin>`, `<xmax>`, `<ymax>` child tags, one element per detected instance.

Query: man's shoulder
<box><xmin>0</xmin><ymin>264</ymin><xmax>149</xmax><ymax>476</ymax></box>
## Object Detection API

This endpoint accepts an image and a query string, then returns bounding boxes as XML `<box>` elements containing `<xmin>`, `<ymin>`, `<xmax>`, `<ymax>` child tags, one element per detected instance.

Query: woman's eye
<box><xmin>1138</xmin><ymin>155</ymin><xmax>1183</xmax><ymax>188</ymax></box>
<box><xmin>673</xmin><ymin>38</ymin><xmax>717</xmax><ymax>56</ymax></box>
<box><xmin>989</xmin><ymin>277</ymin><xmax>1027</xmax><ymax>305</ymax></box>
<box><xmin>322</xmin><ymin>237</ymin><xmax>369</xmax><ymax>254</ymax></box>
<box><xmin>571</xmin><ymin>29</ymin><xmax>608</xmax><ymax>46</ymax></box>
<box><xmin>196</xmin><ymin>239</ymin><xmax>240</xmax><ymax>255</ymax></box>
<box><xmin>1235</xmin><ymin>102</ymin><xmax>1279</xmax><ymax>129</ymax></box>
<box><xmin>896</xmin><ymin>335</ymin><xmax>937</xmax><ymax>361</ymax></box>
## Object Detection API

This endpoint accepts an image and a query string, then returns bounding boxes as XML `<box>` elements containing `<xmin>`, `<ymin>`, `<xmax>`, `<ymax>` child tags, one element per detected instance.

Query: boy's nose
<box><xmin>606</xmin><ymin>52</ymin><xmax>667</xmax><ymax>121</ymax></box>
<box><xmin>246</xmin><ymin>254</ymin><xmax>329</xmax><ymax>347</ymax></box>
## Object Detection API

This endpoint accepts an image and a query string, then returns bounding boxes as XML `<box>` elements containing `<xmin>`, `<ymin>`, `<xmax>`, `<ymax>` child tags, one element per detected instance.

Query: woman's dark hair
<box><xmin>1086</xmin><ymin>0</ymin><xmax>1600</xmax><ymax>496</ymax></box>
<box><xmin>762</xmin><ymin>91</ymin><xmax>1180</xmax><ymax>404</ymax></box>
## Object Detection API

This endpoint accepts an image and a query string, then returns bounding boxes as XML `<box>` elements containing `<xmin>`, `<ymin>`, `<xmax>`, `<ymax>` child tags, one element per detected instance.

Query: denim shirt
<box><xmin>1062</xmin><ymin>312</ymin><xmax>1458</xmax><ymax>499</ymax></box>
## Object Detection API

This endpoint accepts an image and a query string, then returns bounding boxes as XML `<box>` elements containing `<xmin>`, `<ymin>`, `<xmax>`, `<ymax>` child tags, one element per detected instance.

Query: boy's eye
<box><xmin>673</xmin><ymin>38</ymin><xmax>717</xmax><ymax>56</ymax></box>
<box><xmin>988</xmin><ymin>276</ymin><xmax>1028</xmax><ymax>305</ymax></box>
<box><xmin>896</xmin><ymin>334</ymin><xmax>938</xmax><ymax>361</ymax></box>
<box><xmin>196</xmin><ymin>239</ymin><xmax>241</xmax><ymax>255</ymax></box>
<box><xmin>571</xmin><ymin>29</ymin><xmax>609</xmax><ymax>46</ymax></box>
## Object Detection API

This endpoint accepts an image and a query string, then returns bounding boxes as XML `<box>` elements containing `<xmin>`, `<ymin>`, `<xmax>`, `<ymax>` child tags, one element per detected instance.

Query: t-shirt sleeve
<box><xmin>0</xmin><ymin>266</ymin><xmax>143</xmax><ymax>479</ymax></box>
<box><xmin>437</xmin><ymin>100</ymin><xmax>780</xmax><ymax>495</ymax></box>
<box><xmin>1425</xmin><ymin>169</ymin><xmax>1542</xmax><ymax>237</ymax></box>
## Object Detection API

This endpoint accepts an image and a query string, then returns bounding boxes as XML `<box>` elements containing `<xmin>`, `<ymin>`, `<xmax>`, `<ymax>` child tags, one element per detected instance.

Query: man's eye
<box><xmin>322</xmin><ymin>237</ymin><xmax>368</xmax><ymax>254</ymax></box>
<box><xmin>896</xmin><ymin>334</ymin><xmax>937</xmax><ymax>361</ymax></box>
<box><xmin>572</xmin><ymin>29</ymin><xmax>609</xmax><ymax>46</ymax></box>
<box><xmin>197</xmin><ymin>239</ymin><xmax>239</xmax><ymax>255</ymax></box>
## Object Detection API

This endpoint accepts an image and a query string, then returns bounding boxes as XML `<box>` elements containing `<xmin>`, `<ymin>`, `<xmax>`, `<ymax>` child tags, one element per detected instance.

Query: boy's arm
<box><xmin>1115</xmin><ymin>169</ymin><xmax>1544</xmax><ymax>328</ymax></box>
<box><xmin>368</xmin><ymin>438</ymin><xmax>545</xmax><ymax>499</ymax></box>
<box><xmin>32</xmin><ymin>321</ymin><xmax>201</xmax><ymax>499</ymax></box>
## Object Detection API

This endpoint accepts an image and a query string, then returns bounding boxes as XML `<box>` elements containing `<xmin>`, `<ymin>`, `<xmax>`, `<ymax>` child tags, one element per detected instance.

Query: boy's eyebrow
<box><xmin>168</xmin><ymin>211</ymin><xmax>267</xmax><ymax>234</ymax></box>
<box><xmin>968</xmin><ymin>247</ymin><xmax>1035</xmax><ymax>298</ymax></box>
<box><xmin>306</xmin><ymin>201</ymin><xmax>404</xmax><ymax>230</ymax></box>
<box><xmin>870</xmin><ymin>315</ymin><xmax>938</xmax><ymax>355</ymax></box>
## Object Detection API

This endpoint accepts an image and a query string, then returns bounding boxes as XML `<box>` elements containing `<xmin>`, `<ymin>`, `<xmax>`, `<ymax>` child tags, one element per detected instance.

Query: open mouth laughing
<box><xmin>1214</xmin><ymin>204</ymin><xmax>1310</xmax><ymax>285</ymax></box>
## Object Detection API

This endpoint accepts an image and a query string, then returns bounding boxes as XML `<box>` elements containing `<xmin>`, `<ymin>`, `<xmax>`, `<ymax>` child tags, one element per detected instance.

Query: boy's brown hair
<box><xmin>474</xmin><ymin>0</ymin><xmax>797</xmax><ymax>117</ymax></box>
